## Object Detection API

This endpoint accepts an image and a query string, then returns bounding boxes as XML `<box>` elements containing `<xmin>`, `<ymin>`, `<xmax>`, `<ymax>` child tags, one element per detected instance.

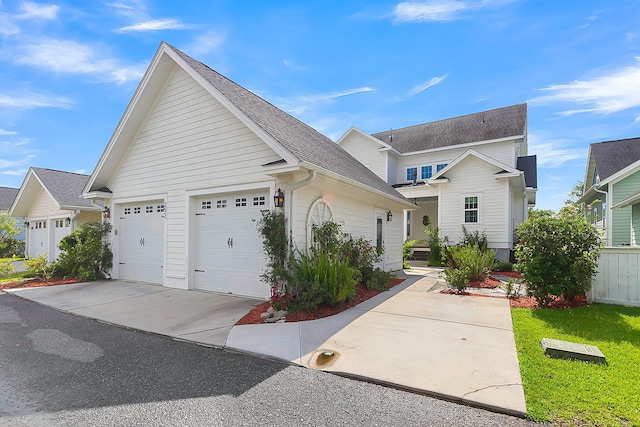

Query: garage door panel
<box><xmin>194</xmin><ymin>192</ymin><xmax>268</xmax><ymax>297</ymax></box>
<box><xmin>117</xmin><ymin>201</ymin><xmax>165</xmax><ymax>284</ymax></box>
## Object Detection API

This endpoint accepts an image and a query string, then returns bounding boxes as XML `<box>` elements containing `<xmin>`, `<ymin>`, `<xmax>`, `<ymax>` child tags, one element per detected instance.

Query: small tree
<box><xmin>57</xmin><ymin>221</ymin><xmax>113</xmax><ymax>280</ymax></box>
<box><xmin>515</xmin><ymin>209</ymin><xmax>602</xmax><ymax>306</ymax></box>
<box><xmin>425</xmin><ymin>226</ymin><xmax>445</xmax><ymax>266</ymax></box>
<box><xmin>255</xmin><ymin>210</ymin><xmax>289</xmax><ymax>288</ymax></box>
<box><xmin>0</xmin><ymin>215</ymin><xmax>20</xmax><ymax>257</ymax></box>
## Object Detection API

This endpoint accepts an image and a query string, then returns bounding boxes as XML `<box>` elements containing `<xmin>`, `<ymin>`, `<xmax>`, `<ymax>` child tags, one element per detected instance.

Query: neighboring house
<box><xmin>0</xmin><ymin>186</ymin><xmax>26</xmax><ymax>244</ymax></box>
<box><xmin>579</xmin><ymin>137</ymin><xmax>640</xmax><ymax>246</ymax></box>
<box><xmin>337</xmin><ymin>104</ymin><xmax>537</xmax><ymax>261</ymax></box>
<box><xmin>10</xmin><ymin>167</ymin><xmax>102</xmax><ymax>261</ymax></box>
<box><xmin>82</xmin><ymin>42</ymin><xmax>414</xmax><ymax>299</ymax></box>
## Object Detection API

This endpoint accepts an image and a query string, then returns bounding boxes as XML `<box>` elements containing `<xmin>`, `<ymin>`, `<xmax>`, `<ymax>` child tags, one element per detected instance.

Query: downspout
<box><xmin>69</xmin><ymin>209</ymin><xmax>80</xmax><ymax>230</ymax></box>
<box><xmin>282</xmin><ymin>170</ymin><xmax>317</xmax><ymax>245</ymax></box>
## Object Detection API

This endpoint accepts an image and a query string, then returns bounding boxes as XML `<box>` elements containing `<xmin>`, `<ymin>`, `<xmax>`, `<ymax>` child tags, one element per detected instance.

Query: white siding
<box><xmin>437</xmin><ymin>155</ymin><xmax>509</xmax><ymax>250</ymax></box>
<box><xmin>395</xmin><ymin>140</ymin><xmax>518</xmax><ymax>185</ymax></box>
<box><xmin>339</xmin><ymin>132</ymin><xmax>388</xmax><ymax>181</ymax></box>
<box><xmin>292</xmin><ymin>176</ymin><xmax>404</xmax><ymax>271</ymax></box>
<box><xmin>107</xmin><ymin>67</ymin><xmax>281</xmax><ymax>282</ymax></box>
<box><xmin>28</xmin><ymin>189</ymin><xmax>72</xmax><ymax>218</ymax></box>
<box><xmin>590</xmin><ymin>247</ymin><xmax>640</xmax><ymax>306</ymax></box>
<box><xmin>387</xmin><ymin>154</ymin><xmax>398</xmax><ymax>185</ymax></box>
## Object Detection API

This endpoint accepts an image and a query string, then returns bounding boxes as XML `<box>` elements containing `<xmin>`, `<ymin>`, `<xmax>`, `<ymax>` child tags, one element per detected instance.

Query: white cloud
<box><xmin>409</xmin><ymin>74</ymin><xmax>448</xmax><ymax>96</ymax></box>
<box><xmin>2</xmin><ymin>168</ymin><xmax>29</xmax><ymax>176</ymax></box>
<box><xmin>0</xmin><ymin>129</ymin><xmax>18</xmax><ymax>135</ymax></box>
<box><xmin>528</xmin><ymin>136</ymin><xmax>585</xmax><ymax>168</ymax></box>
<box><xmin>183</xmin><ymin>31</ymin><xmax>226</xmax><ymax>56</ymax></box>
<box><xmin>73</xmin><ymin>169</ymin><xmax>86</xmax><ymax>174</ymax></box>
<box><xmin>118</xmin><ymin>18</ymin><xmax>192</xmax><ymax>32</ymax></box>
<box><xmin>275</xmin><ymin>87</ymin><xmax>375</xmax><ymax>114</ymax></box>
<box><xmin>0</xmin><ymin>91</ymin><xmax>72</xmax><ymax>110</ymax></box>
<box><xmin>531</xmin><ymin>58</ymin><xmax>640</xmax><ymax>122</ymax></box>
<box><xmin>0</xmin><ymin>155</ymin><xmax>35</xmax><ymax>169</ymax></box>
<box><xmin>394</xmin><ymin>0</ymin><xmax>466</xmax><ymax>22</ymax></box>
<box><xmin>5</xmin><ymin>38</ymin><xmax>145</xmax><ymax>84</ymax></box>
<box><xmin>17</xmin><ymin>1</ymin><xmax>59</xmax><ymax>20</ymax></box>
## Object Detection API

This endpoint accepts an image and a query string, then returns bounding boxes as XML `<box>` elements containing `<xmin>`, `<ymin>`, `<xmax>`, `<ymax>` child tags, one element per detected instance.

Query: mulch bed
<box><xmin>491</xmin><ymin>271</ymin><xmax>522</xmax><ymax>278</ymax></box>
<box><xmin>236</xmin><ymin>278</ymin><xmax>405</xmax><ymax>325</ymax></box>
<box><xmin>0</xmin><ymin>278</ymin><xmax>83</xmax><ymax>290</ymax></box>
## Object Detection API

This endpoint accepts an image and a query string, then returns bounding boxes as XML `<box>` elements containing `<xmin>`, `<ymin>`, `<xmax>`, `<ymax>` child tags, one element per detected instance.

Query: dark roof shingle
<box><xmin>590</xmin><ymin>137</ymin><xmax>640</xmax><ymax>181</ymax></box>
<box><xmin>371</xmin><ymin>104</ymin><xmax>527</xmax><ymax>153</ymax></box>
<box><xmin>32</xmin><ymin>168</ymin><xmax>94</xmax><ymax>208</ymax></box>
<box><xmin>0</xmin><ymin>187</ymin><xmax>19</xmax><ymax>211</ymax></box>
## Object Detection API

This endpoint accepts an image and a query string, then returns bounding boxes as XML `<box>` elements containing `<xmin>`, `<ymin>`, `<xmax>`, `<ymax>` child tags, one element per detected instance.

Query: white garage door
<box><xmin>29</xmin><ymin>220</ymin><xmax>48</xmax><ymax>259</ymax></box>
<box><xmin>117</xmin><ymin>201</ymin><xmax>165</xmax><ymax>284</ymax></box>
<box><xmin>50</xmin><ymin>218</ymin><xmax>70</xmax><ymax>260</ymax></box>
<box><xmin>194</xmin><ymin>192</ymin><xmax>269</xmax><ymax>298</ymax></box>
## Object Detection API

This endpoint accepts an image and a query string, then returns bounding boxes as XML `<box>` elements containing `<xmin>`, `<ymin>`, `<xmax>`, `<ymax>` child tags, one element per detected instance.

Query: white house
<box><xmin>337</xmin><ymin>104</ymin><xmax>537</xmax><ymax>261</ymax></box>
<box><xmin>82</xmin><ymin>42</ymin><xmax>414</xmax><ymax>299</ymax></box>
<box><xmin>9</xmin><ymin>167</ymin><xmax>102</xmax><ymax>261</ymax></box>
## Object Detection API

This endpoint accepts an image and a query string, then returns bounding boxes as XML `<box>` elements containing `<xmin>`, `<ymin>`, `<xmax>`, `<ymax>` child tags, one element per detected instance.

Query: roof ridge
<box><xmin>590</xmin><ymin>136</ymin><xmax>640</xmax><ymax>146</ymax></box>
<box><xmin>372</xmin><ymin>103</ymin><xmax>527</xmax><ymax>135</ymax></box>
<box><xmin>31</xmin><ymin>166</ymin><xmax>90</xmax><ymax>177</ymax></box>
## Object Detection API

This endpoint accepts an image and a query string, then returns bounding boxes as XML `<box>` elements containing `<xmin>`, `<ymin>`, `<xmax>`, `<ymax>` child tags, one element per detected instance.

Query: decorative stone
<box><xmin>266</xmin><ymin>306</ymin><xmax>274</xmax><ymax>314</ymax></box>
<box><xmin>541</xmin><ymin>338</ymin><xmax>606</xmax><ymax>363</ymax></box>
<box><xmin>265</xmin><ymin>315</ymin><xmax>280</xmax><ymax>323</ymax></box>
<box><xmin>274</xmin><ymin>310</ymin><xmax>288</xmax><ymax>318</ymax></box>
<box><xmin>260</xmin><ymin>312</ymin><xmax>271</xmax><ymax>319</ymax></box>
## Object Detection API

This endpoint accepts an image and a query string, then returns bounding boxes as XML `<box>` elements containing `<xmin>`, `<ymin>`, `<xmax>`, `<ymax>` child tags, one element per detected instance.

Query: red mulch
<box><xmin>468</xmin><ymin>276</ymin><xmax>501</xmax><ymax>288</ymax></box>
<box><xmin>0</xmin><ymin>278</ymin><xmax>83</xmax><ymax>290</ymax></box>
<box><xmin>491</xmin><ymin>271</ymin><xmax>522</xmax><ymax>278</ymax></box>
<box><xmin>236</xmin><ymin>278</ymin><xmax>405</xmax><ymax>325</ymax></box>
<box><xmin>509</xmin><ymin>295</ymin><xmax>587</xmax><ymax>309</ymax></box>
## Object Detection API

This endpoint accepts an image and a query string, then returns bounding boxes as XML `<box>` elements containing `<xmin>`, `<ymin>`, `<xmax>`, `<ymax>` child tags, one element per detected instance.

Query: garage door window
<box><xmin>253</xmin><ymin>196</ymin><xmax>266</xmax><ymax>206</ymax></box>
<box><xmin>235</xmin><ymin>197</ymin><xmax>247</xmax><ymax>207</ymax></box>
<box><xmin>216</xmin><ymin>199</ymin><xmax>227</xmax><ymax>209</ymax></box>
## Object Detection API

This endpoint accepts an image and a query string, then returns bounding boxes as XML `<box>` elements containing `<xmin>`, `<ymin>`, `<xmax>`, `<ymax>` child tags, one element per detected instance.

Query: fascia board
<box><xmin>398</xmin><ymin>135</ymin><xmax>524</xmax><ymax>156</ymax></box>
<box><xmin>431</xmin><ymin>148</ymin><xmax>518</xmax><ymax>180</ymax></box>
<box><xmin>83</xmin><ymin>191</ymin><xmax>113</xmax><ymax>200</ymax></box>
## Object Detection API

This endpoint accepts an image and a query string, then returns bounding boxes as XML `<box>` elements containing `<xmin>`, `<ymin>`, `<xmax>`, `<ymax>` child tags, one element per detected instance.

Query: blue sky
<box><xmin>1</xmin><ymin>0</ymin><xmax>639</xmax><ymax>211</ymax></box>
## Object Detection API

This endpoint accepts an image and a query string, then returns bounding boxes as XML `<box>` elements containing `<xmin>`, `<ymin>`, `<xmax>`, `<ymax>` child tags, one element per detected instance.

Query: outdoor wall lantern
<box><xmin>387</xmin><ymin>211</ymin><xmax>393</xmax><ymax>222</ymax></box>
<box><xmin>274</xmin><ymin>188</ymin><xmax>285</xmax><ymax>208</ymax></box>
<box><xmin>65</xmin><ymin>217</ymin><xmax>71</xmax><ymax>226</ymax></box>
<box><xmin>23</xmin><ymin>221</ymin><xmax>29</xmax><ymax>228</ymax></box>
<box><xmin>102</xmin><ymin>206</ymin><xmax>111</xmax><ymax>219</ymax></box>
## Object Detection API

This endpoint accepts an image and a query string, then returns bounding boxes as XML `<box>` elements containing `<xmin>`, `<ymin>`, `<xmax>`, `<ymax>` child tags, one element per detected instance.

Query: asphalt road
<box><xmin>0</xmin><ymin>293</ymin><xmax>539</xmax><ymax>426</ymax></box>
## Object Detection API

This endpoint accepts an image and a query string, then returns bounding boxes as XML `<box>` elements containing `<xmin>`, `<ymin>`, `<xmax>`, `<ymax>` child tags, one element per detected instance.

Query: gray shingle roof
<box><xmin>32</xmin><ymin>168</ymin><xmax>95</xmax><ymax>208</ymax></box>
<box><xmin>0</xmin><ymin>187</ymin><xmax>18</xmax><ymax>211</ymax></box>
<box><xmin>169</xmin><ymin>44</ymin><xmax>409</xmax><ymax>204</ymax></box>
<box><xmin>371</xmin><ymin>104</ymin><xmax>527</xmax><ymax>154</ymax></box>
<box><xmin>590</xmin><ymin>137</ymin><xmax>640</xmax><ymax>181</ymax></box>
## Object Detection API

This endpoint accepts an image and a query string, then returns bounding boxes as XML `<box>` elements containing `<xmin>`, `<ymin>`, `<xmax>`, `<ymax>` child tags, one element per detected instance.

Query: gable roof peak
<box><xmin>589</xmin><ymin>136</ymin><xmax>640</xmax><ymax>182</ymax></box>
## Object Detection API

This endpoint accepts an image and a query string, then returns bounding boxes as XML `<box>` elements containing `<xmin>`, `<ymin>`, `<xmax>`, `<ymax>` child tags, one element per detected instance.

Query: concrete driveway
<box><xmin>5</xmin><ymin>272</ymin><xmax>527</xmax><ymax>417</ymax></box>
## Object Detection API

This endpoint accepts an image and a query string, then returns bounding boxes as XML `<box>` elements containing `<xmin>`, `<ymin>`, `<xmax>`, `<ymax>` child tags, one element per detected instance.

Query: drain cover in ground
<box><xmin>541</xmin><ymin>338</ymin><xmax>606</xmax><ymax>363</ymax></box>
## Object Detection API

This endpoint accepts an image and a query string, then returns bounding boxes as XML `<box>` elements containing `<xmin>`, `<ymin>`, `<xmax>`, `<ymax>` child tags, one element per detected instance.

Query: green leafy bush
<box><xmin>366</xmin><ymin>268</ymin><xmax>391</xmax><ymax>291</ymax></box>
<box><xmin>57</xmin><ymin>221</ymin><xmax>112</xmax><ymax>280</ymax></box>
<box><xmin>425</xmin><ymin>226</ymin><xmax>445</xmax><ymax>266</ymax></box>
<box><xmin>290</xmin><ymin>250</ymin><xmax>358</xmax><ymax>306</ymax></box>
<box><xmin>25</xmin><ymin>255</ymin><xmax>57</xmax><ymax>281</ymax></box>
<box><xmin>461</xmin><ymin>226</ymin><xmax>488</xmax><ymax>252</ymax></box>
<box><xmin>443</xmin><ymin>267</ymin><xmax>469</xmax><ymax>292</ymax></box>
<box><xmin>443</xmin><ymin>244</ymin><xmax>496</xmax><ymax>282</ymax></box>
<box><xmin>255</xmin><ymin>210</ymin><xmax>290</xmax><ymax>288</ymax></box>
<box><xmin>515</xmin><ymin>209</ymin><xmax>602</xmax><ymax>306</ymax></box>
<box><xmin>494</xmin><ymin>261</ymin><xmax>513</xmax><ymax>272</ymax></box>
<box><xmin>0</xmin><ymin>260</ymin><xmax>15</xmax><ymax>278</ymax></box>
<box><xmin>0</xmin><ymin>215</ymin><xmax>21</xmax><ymax>258</ymax></box>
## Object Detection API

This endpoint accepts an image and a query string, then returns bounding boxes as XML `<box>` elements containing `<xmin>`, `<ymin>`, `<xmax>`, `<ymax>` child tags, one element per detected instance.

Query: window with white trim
<box><xmin>421</xmin><ymin>165</ymin><xmax>432</xmax><ymax>179</ymax></box>
<box><xmin>216</xmin><ymin>199</ymin><xmax>227</xmax><ymax>209</ymax></box>
<box><xmin>436</xmin><ymin>163</ymin><xmax>448</xmax><ymax>172</ymax></box>
<box><xmin>235</xmin><ymin>197</ymin><xmax>247</xmax><ymax>207</ymax></box>
<box><xmin>463</xmin><ymin>194</ymin><xmax>480</xmax><ymax>223</ymax></box>
<box><xmin>406</xmin><ymin>167</ymin><xmax>417</xmax><ymax>182</ymax></box>
<box><xmin>253</xmin><ymin>196</ymin><xmax>266</xmax><ymax>206</ymax></box>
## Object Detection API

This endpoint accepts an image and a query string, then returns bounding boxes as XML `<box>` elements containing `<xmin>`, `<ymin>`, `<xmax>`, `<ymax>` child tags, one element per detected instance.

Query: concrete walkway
<box><xmin>4</xmin><ymin>271</ymin><xmax>527</xmax><ymax>417</ymax></box>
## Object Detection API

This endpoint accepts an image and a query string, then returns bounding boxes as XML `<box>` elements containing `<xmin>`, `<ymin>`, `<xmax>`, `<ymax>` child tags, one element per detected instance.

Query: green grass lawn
<box><xmin>511</xmin><ymin>304</ymin><xmax>640</xmax><ymax>426</ymax></box>
<box><xmin>0</xmin><ymin>270</ymin><xmax>33</xmax><ymax>284</ymax></box>
<box><xmin>0</xmin><ymin>257</ymin><xmax>24</xmax><ymax>263</ymax></box>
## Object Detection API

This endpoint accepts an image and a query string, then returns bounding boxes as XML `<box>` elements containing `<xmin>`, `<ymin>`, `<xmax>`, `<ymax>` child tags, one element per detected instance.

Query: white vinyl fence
<box><xmin>588</xmin><ymin>247</ymin><xmax>640</xmax><ymax>306</ymax></box>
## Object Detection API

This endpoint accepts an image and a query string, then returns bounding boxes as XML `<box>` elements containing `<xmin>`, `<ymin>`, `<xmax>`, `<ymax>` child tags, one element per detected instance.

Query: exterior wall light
<box><xmin>65</xmin><ymin>217</ymin><xmax>71</xmax><ymax>226</ymax></box>
<box><xmin>387</xmin><ymin>211</ymin><xmax>393</xmax><ymax>221</ymax></box>
<box><xmin>274</xmin><ymin>188</ymin><xmax>285</xmax><ymax>208</ymax></box>
<box><xmin>103</xmin><ymin>206</ymin><xmax>111</xmax><ymax>219</ymax></box>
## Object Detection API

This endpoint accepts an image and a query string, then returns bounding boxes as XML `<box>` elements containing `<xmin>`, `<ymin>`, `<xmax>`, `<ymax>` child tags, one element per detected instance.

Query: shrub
<box><xmin>25</xmin><ymin>255</ymin><xmax>57</xmax><ymax>281</ymax></box>
<box><xmin>289</xmin><ymin>250</ymin><xmax>358</xmax><ymax>306</ymax></box>
<box><xmin>57</xmin><ymin>221</ymin><xmax>112</xmax><ymax>280</ymax></box>
<box><xmin>443</xmin><ymin>244</ymin><xmax>496</xmax><ymax>282</ymax></box>
<box><xmin>255</xmin><ymin>211</ymin><xmax>290</xmax><ymax>288</ymax></box>
<box><xmin>341</xmin><ymin>235</ymin><xmax>382</xmax><ymax>281</ymax></box>
<box><xmin>515</xmin><ymin>209</ymin><xmax>601</xmax><ymax>306</ymax></box>
<box><xmin>0</xmin><ymin>215</ymin><xmax>21</xmax><ymax>257</ymax></box>
<box><xmin>0</xmin><ymin>260</ymin><xmax>15</xmax><ymax>277</ymax></box>
<box><xmin>425</xmin><ymin>226</ymin><xmax>445</xmax><ymax>266</ymax></box>
<box><xmin>443</xmin><ymin>267</ymin><xmax>469</xmax><ymax>292</ymax></box>
<box><xmin>461</xmin><ymin>226</ymin><xmax>488</xmax><ymax>252</ymax></box>
<box><xmin>402</xmin><ymin>239</ymin><xmax>423</xmax><ymax>260</ymax></box>
<box><xmin>494</xmin><ymin>261</ymin><xmax>513</xmax><ymax>272</ymax></box>
<box><xmin>366</xmin><ymin>268</ymin><xmax>391</xmax><ymax>291</ymax></box>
